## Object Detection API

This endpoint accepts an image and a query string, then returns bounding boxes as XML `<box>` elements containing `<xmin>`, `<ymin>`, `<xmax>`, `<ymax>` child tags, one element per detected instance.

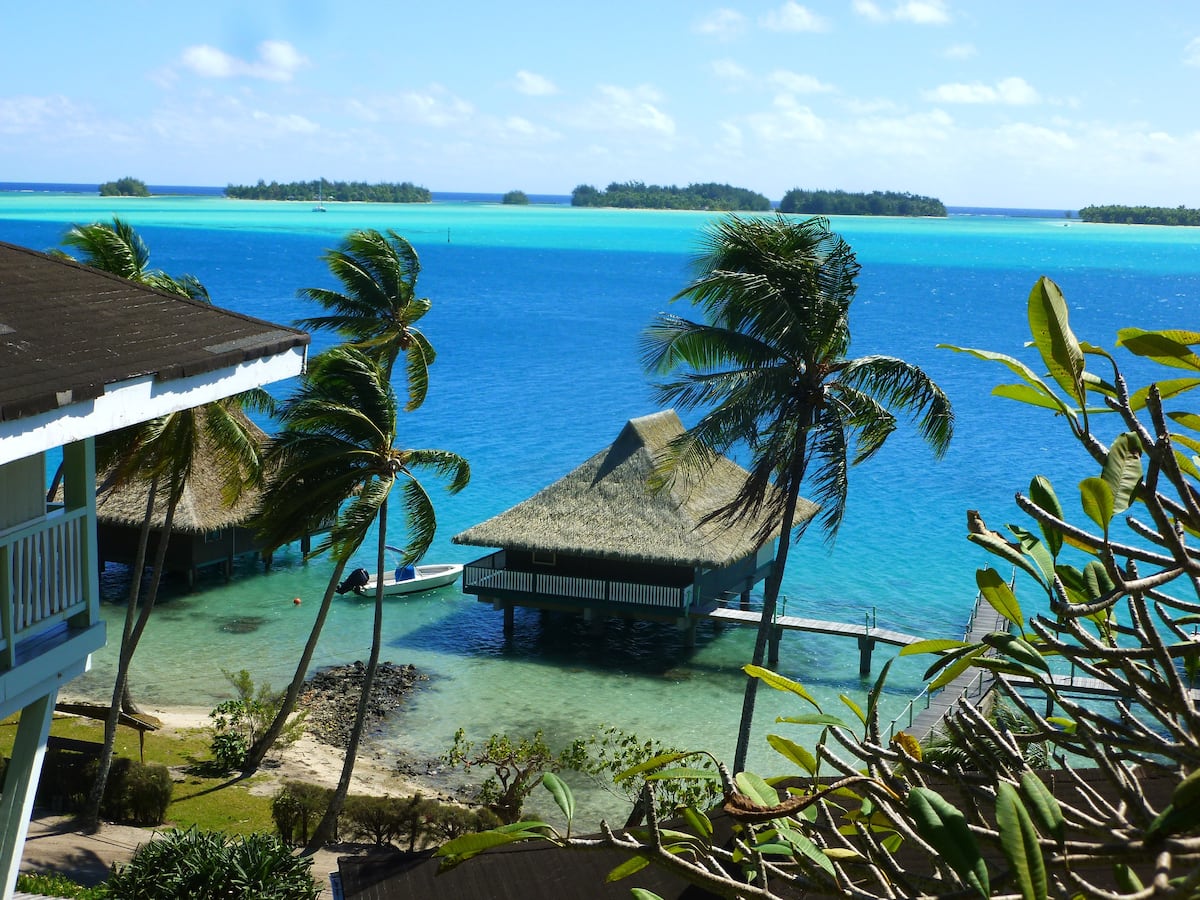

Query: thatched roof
<box><xmin>452</xmin><ymin>410</ymin><xmax>816</xmax><ymax>568</ymax></box>
<box><xmin>57</xmin><ymin>413</ymin><xmax>269</xmax><ymax>534</ymax></box>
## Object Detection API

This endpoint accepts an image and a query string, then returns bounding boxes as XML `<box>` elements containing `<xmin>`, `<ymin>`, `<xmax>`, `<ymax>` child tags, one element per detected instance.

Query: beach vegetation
<box><xmin>444</xmin><ymin>728</ymin><xmax>589</xmax><ymax>825</ymax></box>
<box><xmin>15</xmin><ymin>871</ymin><xmax>105</xmax><ymax>899</ymax></box>
<box><xmin>98</xmin><ymin>176</ymin><xmax>149</xmax><ymax>197</ymax></box>
<box><xmin>779</xmin><ymin>187</ymin><xmax>947</xmax><ymax>217</ymax></box>
<box><xmin>253</xmin><ymin>346</ymin><xmax>469</xmax><ymax>850</ymax></box>
<box><xmin>100</xmin><ymin>827</ymin><xmax>319</xmax><ymax>899</ymax></box>
<box><xmin>642</xmin><ymin>213</ymin><xmax>953</xmax><ymax>772</ymax></box>
<box><xmin>203</xmin><ymin>669</ymin><xmax>304</xmax><ymax>775</ymax></box>
<box><xmin>442</xmin><ymin>279</ymin><xmax>1200</xmax><ymax>899</ymax></box>
<box><xmin>224</xmin><ymin>179</ymin><xmax>430</xmax><ymax>203</ymax></box>
<box><xmin>502</xmin><ymin>189</ymin><xmax>529</xmax><ymax>204</ymax></box>
<box><xmin>571</xmin><ymin>181</ymin><xmax>771</xmax><ymax>211</ymax></box>
<box><xmin>1078</xmin><ymin>203</ymin><xmax>1200</xmax><ymax>225</ymax></box>
<box><xmin>271</xmin><ymin>781</ymin><xmax>332</xmax><ymax>846</ymax></box>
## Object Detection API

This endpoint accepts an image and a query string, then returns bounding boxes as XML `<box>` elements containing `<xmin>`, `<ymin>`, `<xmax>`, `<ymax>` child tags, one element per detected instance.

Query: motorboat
<box><xmin>336</xmin><ymin>562</ymin><xmax>463</xmax><ymax>597</ymax></box>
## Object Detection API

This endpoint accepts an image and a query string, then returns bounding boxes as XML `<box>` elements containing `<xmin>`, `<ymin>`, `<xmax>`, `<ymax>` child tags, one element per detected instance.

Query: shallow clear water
<box><xmin>4</xmin><ymin>194</ymin><xmax>1200</xmax><ymax>809</ymax></box>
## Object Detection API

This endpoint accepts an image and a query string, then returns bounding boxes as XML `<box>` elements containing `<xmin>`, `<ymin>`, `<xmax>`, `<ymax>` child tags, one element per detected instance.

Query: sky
<box><xmin>3</xmin><ymin>2</ymin><xmax>1200</xmax><ymax>208</ymax></box>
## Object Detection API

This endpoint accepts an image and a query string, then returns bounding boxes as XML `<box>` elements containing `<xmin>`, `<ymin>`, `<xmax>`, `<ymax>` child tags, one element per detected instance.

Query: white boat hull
<box><xmin>363</xmin><ymin>563</ymin><xmax>463</xmax><ymax>596</ymax></box>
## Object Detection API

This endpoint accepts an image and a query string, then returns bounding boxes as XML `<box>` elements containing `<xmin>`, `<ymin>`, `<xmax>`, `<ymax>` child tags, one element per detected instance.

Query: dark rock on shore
<box><xmin>298</xmin><ymin>661</ymin><xmax>426</xmax><ymax>749</ymax></box>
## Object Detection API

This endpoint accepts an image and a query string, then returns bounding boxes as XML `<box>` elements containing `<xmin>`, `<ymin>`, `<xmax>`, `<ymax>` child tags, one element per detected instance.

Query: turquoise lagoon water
<box><xmin>3</xmin><ymin>192</ymin><xmax>1200</xmax><ymax>797</ymax></box>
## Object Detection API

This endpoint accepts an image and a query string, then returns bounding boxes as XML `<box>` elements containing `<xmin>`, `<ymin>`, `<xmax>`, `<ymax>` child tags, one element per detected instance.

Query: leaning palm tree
<box><xmin>241</xmin><ymin>229</ymin><xmax>441</xmax><ymax>773</ymax></box>
<box><xmin>52</xmin><ymin>219</ymin><xmax>268</xmax><ymax>827</ymax></box>
<box><xmin>251</xmin><ymin>347</ymin><xmax>467</xmax><ymax>849</ymax></box>
<box><xmin>642</xmin><ymin>214</ymin><xmax>954</xmax><ymax>773</ymax></box>
<box><xmin>297</xmin><ymin>228</ymin><xmax>434</xmax><ymax>404</ymax></box>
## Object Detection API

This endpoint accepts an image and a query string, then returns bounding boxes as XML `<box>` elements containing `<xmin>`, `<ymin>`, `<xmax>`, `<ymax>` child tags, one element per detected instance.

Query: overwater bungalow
<box><xmin>453</xmin><ymin>410</ymin><xmax>817</xmax><ymax>640</ymax></box>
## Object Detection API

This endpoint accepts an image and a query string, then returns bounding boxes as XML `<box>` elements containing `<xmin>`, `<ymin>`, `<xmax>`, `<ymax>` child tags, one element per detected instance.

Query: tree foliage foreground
<box><xmin>441</xmin><ymin>277</ymin><xmax>1200</xmax><ymax>899</ymax></box>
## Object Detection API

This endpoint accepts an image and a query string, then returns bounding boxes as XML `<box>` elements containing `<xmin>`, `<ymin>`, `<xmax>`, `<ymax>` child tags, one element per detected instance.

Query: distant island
<box><xmin>571</xmin><ymin>182</ymin><xmax>771</xmax><ymax>211</ymax></box>
<box><xmin>99</xmin><ymin>177</ymin><xmax>150</xmax><ymax>197</ymax></box>
<box><xmin>780</xmin><ymin>189</ymin><xmax>946</xmax><ymax>217</ymax></box>
<box><xmin>225</xmin><ymin>180</ymin><xmax>431</xmax><ymax>203</ymax></box>
<box><xmin>502</xmin><ymin>190</ymin><xmax>530</xmax><ymax>205</ymax></box>
<box><xmin>1078</xmin><ymin>204</ymin><xmax>1200</xmax><ymax>226</ymax></box>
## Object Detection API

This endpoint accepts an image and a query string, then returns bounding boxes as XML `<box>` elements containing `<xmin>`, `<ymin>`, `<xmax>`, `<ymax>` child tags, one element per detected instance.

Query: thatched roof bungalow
<box><xmin>453</xmin><ymin>410</ymin><xmax>816</xmax><ymax>634</ymax></box>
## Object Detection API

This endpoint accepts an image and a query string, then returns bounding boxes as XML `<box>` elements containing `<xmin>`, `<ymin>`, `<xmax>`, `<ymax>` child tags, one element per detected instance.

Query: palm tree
<box><xmin>297</xmin><ymin>228</ymin><xmax>434</xmax><ymax>404</ymax></box>
<box><xmin>54</xmin><ymin>216</ymin><xmax>209</xmax><ymax>301</ymax></box>
<box><xmin>51</xmin><ymin>218</ymin><xmax>268</xmax><ymax>827</ymax></box>
<box><xmin>241</xmin><ymin>229</ymin><xmax>440</xmax><ymax>772</ymax></box>
<box><xmin>251</xmin><ymin>347</ymin><xmax>467</xmax><ymax>848</ymax></box>
<box><xmin>641</xmin><ymin>214</ymin><xmax>954</xmax><ymax>773</ymax></box>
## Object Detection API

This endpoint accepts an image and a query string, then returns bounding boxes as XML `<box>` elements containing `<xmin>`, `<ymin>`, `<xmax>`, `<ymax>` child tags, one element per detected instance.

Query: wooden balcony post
<box><xmin>0</xmin><ymin>547</ymin><xmax>11</xmax><ymax>671</ymax></box>
<box><xmin>61</xmin><ymin>439</ymin><xmax>98</xmax><ymax>629</ymax></box>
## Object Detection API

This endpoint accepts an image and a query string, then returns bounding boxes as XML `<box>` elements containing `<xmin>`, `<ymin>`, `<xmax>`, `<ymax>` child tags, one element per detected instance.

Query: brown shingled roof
<box><xmin>0</xmin><ymin>241</ymin><xmax>308</xmax><ymax>423</ymax></box>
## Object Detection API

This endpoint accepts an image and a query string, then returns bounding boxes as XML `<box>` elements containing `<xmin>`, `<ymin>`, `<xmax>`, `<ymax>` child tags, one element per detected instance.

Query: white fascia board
<box><xmin>0</xmin><ymin>347</ymin><xmax>305</xmax><ymax>466</ymax></box>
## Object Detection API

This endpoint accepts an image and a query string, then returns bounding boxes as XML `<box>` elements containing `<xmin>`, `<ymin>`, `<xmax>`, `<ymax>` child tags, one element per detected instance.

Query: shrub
<box><xmin>206</xmin><ymin>669</ymin><xmax>304</xmax><ymax>774</ymax></box>
<box><xmin>272</xmin><ymin>781</ymin><xmax>331</xmax><ymax>847</ymax></box>
<box><xmin>16</xmin><ymin>870</ymin><xmax>105</xmax><ymax>898</ymax></box>
<box><xmin>99</xmin><ymin>827</ymin><xmax>318</xmax><ymax>899</ymax></box>
<box><xmin>343</xmin><ymin>795</ymin><xmax>406</xmax><ymax>846</ymax></box>
<box><xmin>122</xmin><ymin>763</ymin><xmax>173</xmax><ymax>826</ymax></box>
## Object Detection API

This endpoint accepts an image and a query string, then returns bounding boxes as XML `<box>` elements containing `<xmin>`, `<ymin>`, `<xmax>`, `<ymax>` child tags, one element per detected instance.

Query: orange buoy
<box><xmin>293</xmin><ymin>597</ymin><xmax>302</xmax><ymax>605</ymax></box>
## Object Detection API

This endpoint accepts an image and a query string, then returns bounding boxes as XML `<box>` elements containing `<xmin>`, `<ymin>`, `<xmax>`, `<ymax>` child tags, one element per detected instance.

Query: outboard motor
<box><xmin>336</xmin><ymin>567</ymin><xmax>371</xmax><ymax>595</ymax></box>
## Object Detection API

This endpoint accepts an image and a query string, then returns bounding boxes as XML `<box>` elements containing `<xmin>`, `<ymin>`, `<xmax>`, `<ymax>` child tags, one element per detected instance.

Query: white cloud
<box><xmin>1185</xmin><ymin>36</ymin><xmax>1200</xmax><ymax>67</ymax></box>
<box><xmin>577</xmin><ymin>85</ymin><xmax>675</xmax><ymax>136</ymax></box>
<box><xmin>745</xmin><ymin>94</ymin><xmax>826</xmax><ymax>143</ymax></box>
<box><xmin>179</xmin><ymin>40</ymin><xmax>309</xmax><ymax>82</ymax></box>
<box><xmin>694</xmin><ymin>9</ymin><xmax>746</xmax><ymax>39</ymax></box>
<box><xmin>995</xmin><ymin>121</ymin><xmax>1075</xmax><ymax>151</ymax></box>
<box><xmin>943</xmin><ymin>43</ymin><xmax>976</xmax><ymax>60</ymax></box>
<box><xmin>514</xmin><ymin>70</ymin><xmax>559</xmax><ymax>96</ymax></box>
<box><xmin>760</xmin><ymin>2</ymin><xmax>829</xmax><ymax>33</ymax></box>
<box><xmin>0</xmin><ymin>95</ymin><xmax>85</xmax><ymax>133</ymax></box>
<box><xmin>350</xmin><ymin>85</ymin><xmax>474</xmax><ymax>128</ymax></box>
<box><xmin>925</xmin><ymin>76</ymin><xmax>1039</xmax><ymax>105</ymax></box>
<box><xmin>854</xmin><ymin>0</ymin><xmax>950</xmax><ymax>25</ymax></box>
<box><xmin>769</xmin><ymin>70</ymin><xmax>836</xmax><ymax>94</ymax></box>
<box><xmin>711</xmin><ymin>58</ymin><xmax>751</xmax><ymax>85</ymax></box>
<box><xmin>249</xmin><ymin>110</ymin><xmax>320</xmax><ymax>134</ymax></box>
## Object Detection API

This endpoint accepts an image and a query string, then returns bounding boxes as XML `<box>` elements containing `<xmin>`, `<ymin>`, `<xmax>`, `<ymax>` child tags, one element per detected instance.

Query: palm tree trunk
<box><xmin>242</xmin><ymin>556</ymin><xmax>349</xmax><ymax>773</ymax></box>
<box><xmin>307</xmin><ymin>500</ymin><xmax>388</xmax><ymax>851</ymax></box>
<box><xmin>732</xmin><ymin>430</ymin><xmax>808</xmax><ymax>774</ymax></box>
<box><xmin>83</xmin><ymin>476</ymin><xmax>177</xmax><ymax>828</ymax></box>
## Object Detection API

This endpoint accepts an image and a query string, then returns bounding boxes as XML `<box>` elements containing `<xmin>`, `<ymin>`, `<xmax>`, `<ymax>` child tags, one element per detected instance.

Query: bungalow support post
<box><xmin>858</xmin><ymin>635</ymin><xmax>875</xmax><ymax>677</ymax></box>
<box><xmin>0</xmin><ymin>693</ymin><xmax>55</xmax><ymax>897</ymax></box>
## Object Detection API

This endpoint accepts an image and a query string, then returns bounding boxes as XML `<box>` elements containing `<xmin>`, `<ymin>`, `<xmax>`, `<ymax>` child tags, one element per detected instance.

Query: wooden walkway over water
<box><xmin>696</xmin><ymin>605</ymin><xmax>921</xmax><ymax>676</ymax></box>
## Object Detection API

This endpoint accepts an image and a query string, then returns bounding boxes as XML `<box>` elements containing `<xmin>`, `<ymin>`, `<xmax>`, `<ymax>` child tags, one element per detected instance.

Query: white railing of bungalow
<box><xmin>464</xmin><ymin>552</ymin><xmax>693</xmax><ymax>611</ymax></box>
<box><xmin>0</xmin><ymin>506</ymin><xmax>91</xmax><ymax>669</ymax></box>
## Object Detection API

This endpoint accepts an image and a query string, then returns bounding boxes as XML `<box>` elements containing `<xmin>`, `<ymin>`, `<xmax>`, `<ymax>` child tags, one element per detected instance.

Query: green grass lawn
<box><xmin>1</xmin><ymin>713</ymin><xmax>277</xmax><ymax>834</ymax></box>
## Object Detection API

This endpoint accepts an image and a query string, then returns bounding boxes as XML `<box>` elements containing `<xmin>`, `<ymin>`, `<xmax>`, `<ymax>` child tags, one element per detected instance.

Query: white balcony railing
<box><xmin>0</xmin><ymin>507</ymin><xmax>92</xmax><ymax>668</ymax></box>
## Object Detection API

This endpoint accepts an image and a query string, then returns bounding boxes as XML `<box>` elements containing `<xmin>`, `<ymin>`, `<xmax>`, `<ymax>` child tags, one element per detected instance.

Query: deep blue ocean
<box><xmin>2</xmin><ymin>188</ymin><xmax>1197</xmax><ymax>808</ymax></box>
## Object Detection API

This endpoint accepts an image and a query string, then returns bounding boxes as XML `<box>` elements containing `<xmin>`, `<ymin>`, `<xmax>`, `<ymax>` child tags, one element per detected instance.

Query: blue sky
<box><xmin>3</xmin><ymin>1</ymin><xmax>1199</xmax><ymax>207</ymax></box>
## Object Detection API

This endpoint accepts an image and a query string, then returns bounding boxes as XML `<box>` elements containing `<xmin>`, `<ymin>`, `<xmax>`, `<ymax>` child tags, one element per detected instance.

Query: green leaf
<box><xmin>840</xmin><ymin>694</ymin><xmax>866</xmax><ymax>726</ymax></box>
<box><xmin>1028</xmin><ymin>476</ymin><xmax>1063</xmax><ymax>557</ymax></box>
<box><xmin>1079</xmin><ymin>477</ymin><xmax>1115</xmax><ymax>532</ymax></box>
<box><xmin>1169</xmin><ymin>411</ymin><xmax>1200</xmax><ymax>432</ymax></box>
<box><xmin>908</xmin><ymin>786</ymin><xmax>990</xmax><ymax>897</ymax></box>
<box><xmin>967</xmin><ymin>528</ymin><xmax>1046</xmax><ymax>587</ymax></box>
<box><xmin>996</xmin><ymin>782</ymin><xmax>1047</xmax><ymax>900</ymax></box>
<box><xmin>1028</xmin><ymin>276</ymin><xmax>1085</xmax><ymax>404</ymax></box>
<box><xmin>928</xmin><ymin>646</ymin><xmax>988</xmax><ymax>691</ymax></box>
<box><xmin>1009</xmin><ymin>525</ymin><xmax>1055</xmax><ymax>588</ymax></box>
<box><xmin>977</xmin><ymin>568</ymin><xmax>1026</xmax><ymax>628</ymax></box>
<box><xmin>435</xmin><ymin>830</ymin><xmax>534</xmax><ymax>868</ymax></box>
<box><xmin>1117</xmin><ymin>328</ymin><xmax>1200</xmax><ymax>371</ymax></box>
<box><xmin>777</xmin><ymin>824</ymin><xmax>836</xmax><ymax>876</ymax></box>
<box><xmin>1017</xmin><ymin>773</ymin><xmax>1064</xmax><ymax>847</ymax></box>
<box><xmin>1175</xmin><ymin>449</ymin><xmax>1200</xmax><ymax>480</ymax></box>
<box><xmin>1082</xmin><ymin>561</ymin><xmax>1114</xmax><ymax>602</ymax></box>
<box><xmin>735</xmin><ymin>771</ymin><xmax>780</xmax><ymax>807</ymax></box>
<box><xmin>644</xmin><ymin>767</ymin><xmax>719</xmax><ymax>781</ymax></box>
<box><xmin>776</xmin><ymin>713</ymin><xmax>853</xmax><ymax>729</ymax></box>
<box><xmin>767</xmin><ymin>733</ymin><xmax>819</xmax><ymax>775</ymax></box>
<box><xmin>606</xmin><ymin>854</ymin><xmax>650</xmax><ymax>882</ymax></box>
<box><xmin>1101</xmin><ymin>432</ymin><xmax>1143</xmax><ymax>514</ymax></box>
<box><xmin>745</xmin><ymin>665</ymin><xmax>821</xmax><ymax>710</ymax></box>
<box><xmin>982</xmin><ymin>632</ymin><xmax>1050</xmax><ymax>674</ymax></box>
<box><xmin>901</xmin><ymin>638</ymin><xmax>972</xmax><ymax>656</ymax></box>
<box><xmin>630</xmin><ymin>889</ymin><xmax>666</xmax><ymax>900</ymax></box>
<box><xmin>542</xmin><ymin>772</ymin><xmax>574</xmax><ymax>824</ymax></box>
<box><xmin>990</xmin><ymin>383</ymin><xmax>1077</xmax><ymax>416</ymax></box>
<box><xmin>683</xmin><ymin>806</ymin><xmax>714</xmax><ymax>843</ymax></box>
<box><xmin>1046</xmin><ymin>716</ymin><xmax>1077</xmax><ymax>734</ymax></box>
<box><xmin>1113</xmin><ymin>863</ymin><xmax>1144</xmax><ymax>895</ymax></box>
<box><xmin>614</xmin><ymin>751</ymin><xmax>692</xmax><ymax>783</ymax></box>
<box><xmin>1129</xmin><ymin>377</ymin><xmax>1200</xmax><ymax>411</ymax></box>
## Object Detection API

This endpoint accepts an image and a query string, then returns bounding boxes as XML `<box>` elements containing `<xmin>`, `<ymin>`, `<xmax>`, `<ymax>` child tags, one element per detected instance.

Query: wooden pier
<box><xmin>695</xmin><ymin>606</ymin><xmax>921</xmax><ymax>676</ymax></box>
